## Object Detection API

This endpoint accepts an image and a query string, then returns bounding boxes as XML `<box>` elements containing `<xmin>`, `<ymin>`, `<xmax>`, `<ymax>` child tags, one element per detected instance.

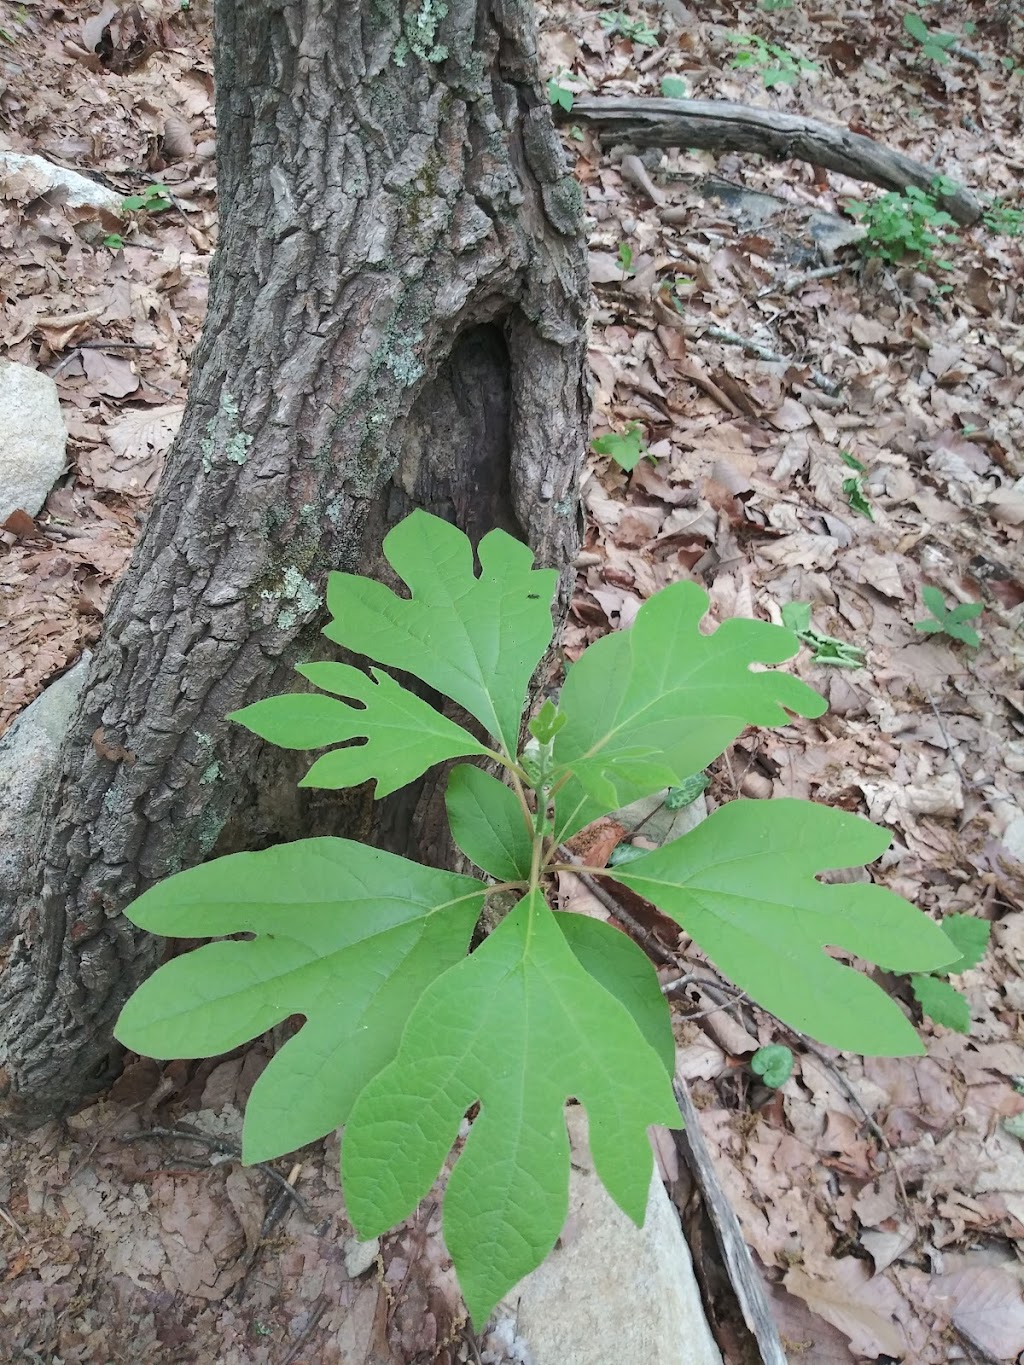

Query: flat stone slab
<box><xmin>497</xmin><ymin>1106</ymin><xmax>722</xmax><ymax>1365</ymax></box>
<box><xmin>0</xmin><ymin>150</ymin><xmax>125</xmax><ymax>215</ymax></box>
<box><xmin>0</xmin><ymin>359</ymin><xmax>68</xmax><ymax>523</ymax></box>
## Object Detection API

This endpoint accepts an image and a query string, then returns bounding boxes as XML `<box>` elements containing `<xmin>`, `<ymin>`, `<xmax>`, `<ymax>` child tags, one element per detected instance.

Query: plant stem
<box><xmin>483</xmin><ymin>880</ymin><xmax>530</xmax><ymax>897</ymax></box>
<box><xmin>506</xmin><ymin>764</ymin><xmax>535</xmax><ymax>836</ymax></box>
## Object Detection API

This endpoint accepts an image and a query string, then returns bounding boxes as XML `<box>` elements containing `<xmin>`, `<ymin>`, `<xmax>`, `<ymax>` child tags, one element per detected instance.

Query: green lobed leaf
<box><xmin>781</xmin><ymin>601</ymin><xmax>813</xmax><ymax>634</ymax></box>
<box><xmin>323</xmin><ymin>511</ymin><xmax>557</xmax><ymax>754</ymax></box>
<box><xmin>945</xmin><ymin>602</ymin><xmax>984</xmax><ymax>623</ymax></box>
<box><xmin>555</xmin><ymin>913</ymin><xmax>675</xmax><ymax>1076</ymax></box>
<box><xmin>231</xmin><ymin>662</ymin><xmax>489</xmax><ymax>798</ymax></box>
<box><xmin>591</xmin><ymin>423</ymin><xmax>648</xmax><ymax>470</ymax></box>
<box><xmin>115</xmin><ymin>839</ymin><xmax>485</xmax><ymax>1163</ymax></box>
<box><xmin>608</xmin><ymin>799</ymin><xmax>960</xmax><ymax>1055</ymax></box>
<box><xmin>911</xmin><ymin>974</ymin><xmax>971</xmax><ymax>1033</ymax></box>
<box><xmin>445</xmin><ymin>764</ymin><xmax>533</xmax><ymax>881</ymax></box>
<box><xmin>342</xmin><ymin>890</ymin><xmax>680</xmax><ymax>1326</ymax></box>
<box><xmin>529</xmin><ymin>697</ymin><xmax>567</xmax><ymax>744</ymax></box>
<box><xmin>920</xmin><ymin>585</ymin><xmax>948</xmax><ymax>620</ymax></box>
<box><xmin>945</xmin><ymin>621</ymin><xmax>980</xmax><ymax>647</ymax></box>
<box><xmin>551</xmin><ymin>582</ymin><xmax>826</xmax><ymax>840</ymax></box>
<box><xmin>940</xmin><ymin>914</ymin><xmax>991</xmax><ymax>973</ymax></box>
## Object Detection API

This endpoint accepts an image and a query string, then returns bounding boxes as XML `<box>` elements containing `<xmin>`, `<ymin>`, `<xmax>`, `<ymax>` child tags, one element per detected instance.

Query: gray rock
<box><xmin>0</xmin><ymin>656</ymin><xmax>90</xmax><ymax>938</ymax></box>
<box><xmin>504</xmin><ymin>1107</ymin><xmax>722</xmax><ymax>1365</ymax></box>
<box><xmin>0</xmin><ymin>360</ymin><xmax>68</xmax><ymax>523</ymax></box>
<box><xmin>0</xmin><ymin>150</ymin><xmax>125</xmax><ymax>216</ymax></box>
<box><xmin>342</xmin><ymin>1235</ymin><xmax>380</xmax><ymax>1278</ymax></box>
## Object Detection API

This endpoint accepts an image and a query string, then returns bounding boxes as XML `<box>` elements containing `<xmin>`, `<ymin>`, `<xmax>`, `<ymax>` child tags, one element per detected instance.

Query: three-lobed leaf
<box><xmin>342</xmin><ymin>890</ymin><xmax>679</xmax><ymax>1326</ymax></box>
<box><xmin>916</xmin><ymin>587</ymin><xmax>982</xmax><ymax>646</ymax></box>
<box><xmin>551</xmin><ymin>581</ymin><xmax>826</xmax><ymax>839</ymax></box>
<box><xmin>323</xmin><ymin>511</ymin><xmax>557</xmax><ymax>754</ymax></box>
<box><xmin>115</xmin><ymin>839</ymin><xmax>485</xmax><ymax>1163</ymax></box>
<box><xmin>607</xmin><ymin>799</ymin><xmax>959</xmax><ymax>1055</ymax></box>
<box><xmin>231</xmin><ymin>662</ymin><xmax>489</xmax><ymax>798</ymax></box>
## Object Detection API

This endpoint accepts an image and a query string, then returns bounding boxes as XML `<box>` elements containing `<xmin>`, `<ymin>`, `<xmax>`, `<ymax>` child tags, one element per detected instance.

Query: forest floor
<box><xmin>1</xmin><ymin>0</ymin><xmax>1023</xmax><ymax>1361</ymax></box>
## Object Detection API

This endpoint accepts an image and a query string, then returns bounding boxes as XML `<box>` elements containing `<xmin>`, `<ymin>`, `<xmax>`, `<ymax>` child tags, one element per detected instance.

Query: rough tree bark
<box><xmin>0</xmin><ymin>0</ymin><xmax>589</xmax><ymax>1129</ymax></box>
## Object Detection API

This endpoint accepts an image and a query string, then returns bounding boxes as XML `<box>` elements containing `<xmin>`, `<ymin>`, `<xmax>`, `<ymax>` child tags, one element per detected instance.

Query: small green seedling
<box><xmin>608</xmin><ymin>773</ymin><xmax>710</xmax><ymax>866</ymax></box>
<box><xmin>660</xmin><ymin>75</ymin><xmax>688</xmax><ymax>98</ymax></box>
<box><xmin>983</xmin><ymin>199</ymin><xmax>1024</xmax><ymax>238</ymax></box>
<box><xmin>103</xmin><ymin>233</ymin><xmax>125</xmax><ymax>251</ymax></box>
<box><xmin>914</xmin><ymin>586</ymin><xmax>983</xmax><ymax>647</ymax></box>
<box><xmin>123</xmin><ymin>183</ymin><xmax>173</xmax><ymax>213</ymax></box>
<box><xmin>848</xmin><ymin>185</ymin><xmax>957</xmax><ymax>268</ymax></box>
<box><xmin>750</xmin><ymin>1044</ymin><xmax>794</xmax><ymax>1088</ymax></box>
<box><xmin>548</xmin><ymin>69</ymin><xmax>587</xmax><ymax>112</ymax></box>
<box><xmin>781</xmin><ymin>602</ymin><xmax>865</xmax><ymax>669</ymax></box>
<box><xmin>547</xmin><ymin>76</ymin><xmax>574</xmax><ymax>112</ymax></box>
<box><xmin>903</xmin><ymin>11</ymin><xmax>957</xmax><ymax>65</ymax></box>
<box><xmin>841</xmin><ymin>471</ymin><xmax>874</xmax><ymax>521</ymax></box>
<box><xmin>839</xmin><ymin>450</ymin><xmax>874</xmax><ymax>518</ymax></box>
<box><xmin>616</xmin><ymin>241</ymin><xmax>634</xmax><ymax>276</ymax></box>
<box><xmin>910</xmin><ymin>915</ymin><xmax>990</xmax><ymax>1033</ymax></box>
<box><xmin>599</xmin><ymin>10</ymin><xmax>658</xmax><ymax>45</ymax></box>
<box><xmin>724</xmin><ymin>32</ymin><xmax>818</xmax><ymax>88</ymax></box>
<box><xmin>115</xmin><ymin>511</ymin><xmax>956</xmax><ymax>1326</ymax></box>
<box><xmin>591</xmin><ymin>421</ymin><xmax>650</xmax><ymax>471</ymax></box>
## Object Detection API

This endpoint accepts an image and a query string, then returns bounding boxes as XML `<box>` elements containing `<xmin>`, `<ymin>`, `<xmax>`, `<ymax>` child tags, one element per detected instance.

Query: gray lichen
<box><xmin>394</xmin><ymin>0</ymin><xmax>449</xmax><ymax>66</ymax></box>
<box><xmin>201</xmin><ymin>390</ymin><xmax>252</xmax><ymax>473</ymax></box>
<box><xmin>260</xmin><ymin>564</ymin><xmax>323</xmax><ymax>629</ymax></box>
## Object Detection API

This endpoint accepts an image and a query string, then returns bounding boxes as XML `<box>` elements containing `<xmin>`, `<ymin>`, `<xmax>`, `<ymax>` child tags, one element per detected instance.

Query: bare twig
<box><xmin>0</xmin><ymin>1203</ymin><xmax>27</xmax><ymax>1238</ymax></box>
<box><xmin>761</xmin><ymin>262</ymin><xmax>847</xmax><ymax>296</ymax></box>
<box><xmin>278</xmin><ymin>1295</ymin><xmax>327</xmax><ymax>1365</ymax></box>
<box><xmin>796</xmin><ymin>1042</ymin><xmax>915</xmax><ymax>1219</ymax></box>
<box><xmin>926</xmin><ymin>692</ymin><xmax>970</xmax><ymax>797</ymax></box>
<box><xmin>461</xmin><ymin>1325</ymin><xmax>485</xmax><ymax>1365</ymax></box>
<box><xmin>702</xmin><ymin>323</ymin><xmax>842</xmax><ymax>396</ymax></box>
<box><xmin>556</xmin><ymin>847</ymin><xmax>678</xmax><ymax>965</ymax></box>
<box><xmin>117</xmin><ymin>1125</ymin><xmax>313</xmax><ymax>1219</ymax></box>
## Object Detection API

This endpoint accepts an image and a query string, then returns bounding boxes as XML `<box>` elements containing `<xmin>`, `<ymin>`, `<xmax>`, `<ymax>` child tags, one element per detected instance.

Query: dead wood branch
<box><xmin>673</xmin><ymin>1076</ymin><xmax>789</xmax><ymax>1365</ymax></box>
<box><xmin>567</xmin><ymin>97</ymin><xmax>981</xmax><ymax>226</ymax></box>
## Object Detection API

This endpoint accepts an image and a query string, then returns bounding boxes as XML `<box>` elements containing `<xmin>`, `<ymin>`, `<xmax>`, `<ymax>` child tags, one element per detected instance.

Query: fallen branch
<box><xmin>565</xmin><ymin>97</ymin><xmax>981</xmax><ymax>226</ymax></box>
<box><xmin>673</xmin><ymin>1075</ymin><xmax>789</xmax><ymax>1365</ymax></box>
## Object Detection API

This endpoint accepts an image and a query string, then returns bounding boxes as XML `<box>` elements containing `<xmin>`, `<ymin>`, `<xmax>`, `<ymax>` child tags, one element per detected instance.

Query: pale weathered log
<box><xmin>567</xmin><ymin>96</ymin><xmax>981</xmax><ymax>226</ymax></box>
<box><xmin>0</xmin><ymin>0</ymin><xmax>589</xmax><ymax>1129</ymax></box>
<box><xmin>673</xmin><ymin>1076</ymin><xmax>789</xmax><ymax>1365</ymax></box>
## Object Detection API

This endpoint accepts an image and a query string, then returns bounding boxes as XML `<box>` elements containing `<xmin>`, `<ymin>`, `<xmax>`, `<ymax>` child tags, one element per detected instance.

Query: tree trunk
<box><xmin>0</xmin><ymin>0</ymin><xmax>589</xmax><ymax>1130</ymax></box>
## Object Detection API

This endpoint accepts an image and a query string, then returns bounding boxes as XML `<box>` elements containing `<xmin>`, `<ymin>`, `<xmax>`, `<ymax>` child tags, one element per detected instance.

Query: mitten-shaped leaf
<box><xmin>324</xmin><ymin>511</ymin><xmax>557</xmax><ymax>754</ymax></box>
<box><xmin>552</xmin><ymin>582</ymin><xmax>826</xmax><ymax>839</ymax></box>
<box><xmin>342</xmin><ymin>890</ymin><xmax>680</xmax><ymax>1326</ymax></box>
<box><xmin>115</xmin><ymin>840</ymin><xmax>485</xmax><ymax>1163</ymax></box>
<box><xmin>230</xmin><ymin>662</ymin><xmax>489</xmax><ymax>798</ymax></box>
<box><xmin>445</xmin><ymin>764</ymin><xmax>533</xmax><ymax>881</ymax></box>
<box><xmin>608</xmin><ymin>800</ymin><xmax>959</xmax><ymax>1055</ymax></box>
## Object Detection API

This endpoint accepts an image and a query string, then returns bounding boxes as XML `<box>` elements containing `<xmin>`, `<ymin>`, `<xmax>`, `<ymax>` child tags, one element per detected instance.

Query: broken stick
<box><xmin>565</xmin><ymin>97</ymin><xmax>981</xmax><ymax>226</ymax></box>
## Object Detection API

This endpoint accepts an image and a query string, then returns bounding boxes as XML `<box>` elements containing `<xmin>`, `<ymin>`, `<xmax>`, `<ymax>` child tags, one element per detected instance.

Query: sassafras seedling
<box><xmin>115</xmin><ymin>511</ymin><xmax>956</xmax><ymax>1326</ymax></box>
